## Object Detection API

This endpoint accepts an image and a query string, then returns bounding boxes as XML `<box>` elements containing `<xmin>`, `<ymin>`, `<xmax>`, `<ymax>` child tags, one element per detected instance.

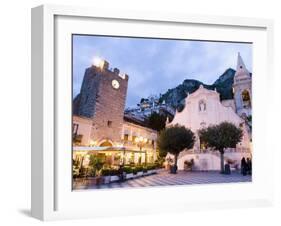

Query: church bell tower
<box><xmin>232</xmin><ymin>53</ymin><xmax>252</xmax><ymax>117</ymax></box>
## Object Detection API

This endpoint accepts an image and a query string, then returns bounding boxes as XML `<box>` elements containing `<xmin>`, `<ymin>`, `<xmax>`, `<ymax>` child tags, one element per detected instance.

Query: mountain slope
<box><xmin>159</xmin><ymin>68</ymin><xmax>236</xmax><ymax>110</ymax></box>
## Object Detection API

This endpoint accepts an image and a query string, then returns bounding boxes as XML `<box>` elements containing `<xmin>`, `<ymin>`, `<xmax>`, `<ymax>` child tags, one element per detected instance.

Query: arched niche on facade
<box><xmin>198</xmin><ymin>99</ymin><xmax>206</xmax><ymax>112</ymax></box>
<box><xmin>99</xmin><ymin>140</ymin><xmax>113</xmax><ymax>147</ymax></box>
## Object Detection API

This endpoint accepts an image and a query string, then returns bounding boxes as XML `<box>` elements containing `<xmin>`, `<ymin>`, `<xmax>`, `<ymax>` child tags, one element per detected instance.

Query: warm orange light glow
<box><xmin>92</xmin><ymin>57</ymin><xmax>103</xmax><ymax>68</ymax></box>
<box><xmin>135</xmin><ymin>136</ymin><xmax>147</xmax><ymax>144</ymax></box>
<box><xmin>89</xmin><ymin>140</ymin><xmax>97</xmax><ymax>146</ymax></box>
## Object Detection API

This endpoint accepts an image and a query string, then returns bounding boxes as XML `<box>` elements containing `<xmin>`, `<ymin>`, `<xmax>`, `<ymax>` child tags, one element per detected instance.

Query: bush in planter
<box><xmin>108</xmin><ymin>168</ymin><xmax>120</xmax><ymax>182</ymax></box>
<box><xmin>123</xmin><ymin>166</ymin><xmax>133</xmax><ymax>174</ymax></box>
<box><xmin>106</xmin><ymin>168</ymin><xmax>118</xmax><ymax>176</ymax></box>
<box><xmin>123</xmin><ymin>166</ymin><xmax>134</xmax><ymax>179</ymax></box>
<box><xmin>101</xmin><ymin>168</ymin><xmax>112</xmax><ymax>184</ymax></box>
<box><xmin>132</xmin><ymin>166</ymin><xmax>142</xmax><ymax>175</ymax></box>
<box><xmin>134</xmin><ymin>166</ymin><xmax>143</xmax><ymax>176</ymax></box>
<box><xmin>101</xmin><ymin>168</ymin><xmax>112</xmax><ymax>176</ymax></box>
<box><xmin>135</xmin><ymin>166</ymin><xmax>143</xmax><ymax>172</ymax></box>
<box><xmin>146</xmin><ymin>164</ymin><xmax>156</xmax><ymax>171</ymax></box>
<box><xmin>132</xmin><ymin>167</ymin><xmax>138</xmax><ymax>175</ymax></box>
<box><xmin>184</xmin><ymin>159</ymin><xmax>194</xmax><ymax>171</ymax></box>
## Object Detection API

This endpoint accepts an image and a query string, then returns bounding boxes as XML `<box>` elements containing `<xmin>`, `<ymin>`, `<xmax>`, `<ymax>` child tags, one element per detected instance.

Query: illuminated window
<box><xmin>124</xmin><ymin>134</ymin><xmax>129</xmax><ymax>141</ymax></box>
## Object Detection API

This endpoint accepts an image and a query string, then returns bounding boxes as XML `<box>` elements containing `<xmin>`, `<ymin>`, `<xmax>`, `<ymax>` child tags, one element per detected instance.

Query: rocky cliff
<box><xmin>159</xmin><ymin>68</ymin><xmax>236</xmax><ymax>110</ymax></box>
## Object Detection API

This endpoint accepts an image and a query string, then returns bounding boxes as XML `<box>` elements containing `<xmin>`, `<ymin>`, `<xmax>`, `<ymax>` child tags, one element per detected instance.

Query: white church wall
<box><xmin>221</xmin><ymin>99</ymin><xmax>236</xmax><ymax>112</ymax></box>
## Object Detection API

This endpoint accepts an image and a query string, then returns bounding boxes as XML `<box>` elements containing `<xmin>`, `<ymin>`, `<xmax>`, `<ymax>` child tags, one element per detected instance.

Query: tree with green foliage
<box><xmin>147</xmin><ymin>112</ymin><xmax>167</xmax><ymax>132</ymax></box>
<box><xmin>198</xmin><ymin>122</ymin><xmax>243</xmax><ymax>173</ymax></box>
<box><xmin>88</xmin><ymin>155</ymin><xmax>104</xmax><ymax>177</ymax></box>
<box><xmin>158</xmin><ymin>124</ymin><xmax>195</xmax><ymax>173</ymax></box>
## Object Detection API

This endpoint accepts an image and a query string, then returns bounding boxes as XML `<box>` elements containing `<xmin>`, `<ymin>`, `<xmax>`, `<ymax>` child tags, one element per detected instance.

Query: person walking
<box><xmin>241</xmin><ymin>157</ymin><xmax>247</xmax><ymax>176</ymax></box>
<box><xmin>246</xmin><ymin>158</ymin><xmax>252</xmax><ymax>175</ymax></box>
<box><xmin>119</xmin><ymin>164</ymin><xmax>125</xmax><ymax>181</ymax></box>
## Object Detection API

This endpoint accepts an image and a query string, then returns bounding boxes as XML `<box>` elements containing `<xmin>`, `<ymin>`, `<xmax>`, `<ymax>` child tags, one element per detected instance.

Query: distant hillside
<box><xmin>159</xmin><ymin>68</ymin><xmax>236</xmax><ymax>110</ymax></box>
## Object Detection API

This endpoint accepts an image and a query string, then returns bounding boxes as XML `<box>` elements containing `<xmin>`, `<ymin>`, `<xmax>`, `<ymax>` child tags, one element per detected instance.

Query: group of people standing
<box><xmin>241</xmin><ymin>157</ymin><xmax>252</xmax><ymax>176</ymax></box>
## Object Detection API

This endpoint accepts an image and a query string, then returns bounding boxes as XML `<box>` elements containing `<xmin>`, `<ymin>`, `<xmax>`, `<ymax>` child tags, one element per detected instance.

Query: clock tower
<box><xmin>73</xmin><ymin>60</ymin><xmax>129</xmax><ymax>145</ymax></box>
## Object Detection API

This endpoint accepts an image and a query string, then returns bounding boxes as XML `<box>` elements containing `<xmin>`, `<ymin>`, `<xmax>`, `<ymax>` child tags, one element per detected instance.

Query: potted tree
<box><xmin>199</xmin><ymin>122</ymin><xmax>243</xmax><ymax>174</ymax></box>
<box><xmin>88</xmin><ymin>155</ymin><xmax>104</xmax><ymax>185</ymax></box>
<box><xmin>158</xmin><ymin>124</ymin><xmax>195</xmax><ymax>174</ymax></box>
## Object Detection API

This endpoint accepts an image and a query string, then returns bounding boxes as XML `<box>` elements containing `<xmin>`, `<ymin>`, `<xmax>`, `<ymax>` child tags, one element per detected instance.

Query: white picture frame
<box><xmin>31</xmin><ymin>4</ymin><xmax>274</xmax><ymax>221</ymax></box>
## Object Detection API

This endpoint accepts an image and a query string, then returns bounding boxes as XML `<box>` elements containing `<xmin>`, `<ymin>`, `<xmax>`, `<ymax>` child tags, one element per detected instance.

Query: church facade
<box><xmin>167</xmin><ymin>53</ymin><xmax>252</xmax><ymax>170</ymax></box>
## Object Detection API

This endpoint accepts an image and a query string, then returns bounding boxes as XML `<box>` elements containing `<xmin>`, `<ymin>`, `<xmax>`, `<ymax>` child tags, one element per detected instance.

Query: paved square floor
<box><xmin>73</xmin><ymin>170</ymin><xmax>252</xmax><ymax>190</ymax></box>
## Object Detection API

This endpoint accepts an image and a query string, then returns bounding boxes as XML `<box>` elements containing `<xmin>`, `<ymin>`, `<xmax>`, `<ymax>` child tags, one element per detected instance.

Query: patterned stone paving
<box><xmin>73</xmin><ymin>170</ymin><xmax>252</xmax><ymax>190</ymax></box>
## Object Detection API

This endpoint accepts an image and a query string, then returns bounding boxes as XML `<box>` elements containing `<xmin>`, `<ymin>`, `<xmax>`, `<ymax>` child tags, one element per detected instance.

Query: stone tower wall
<box><xmin>76</xmin><ymin>67</ymin><xmax>101</xmax><ymax>118</ymax></box>
<box><xmin>74</xmin><ymin>63</ymin><xmax>129</xmax><ymax>144</ymax></box>
<box><xmin>91</xmin><ymin>68</ymin><xmax>129</xmax><ymax>144</ymax></box>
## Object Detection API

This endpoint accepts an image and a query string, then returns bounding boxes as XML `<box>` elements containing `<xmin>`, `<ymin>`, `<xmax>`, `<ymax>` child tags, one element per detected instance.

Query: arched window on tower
<box><xmin>241</xmin><ymin>90</ymin><xmax>251</xmax><ymax>108</ymax></box>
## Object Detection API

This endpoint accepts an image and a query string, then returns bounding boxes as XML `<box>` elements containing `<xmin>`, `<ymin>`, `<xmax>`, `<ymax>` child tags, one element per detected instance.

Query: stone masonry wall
<box><xmin>91</xmin><ymin>68</ymin><xmax>129</xmax><ymax>144</ymax></box>
<box><xmin>74</xmin><ymin>64</ymin><xmax>129</xmax><ymax>145</ymax></box>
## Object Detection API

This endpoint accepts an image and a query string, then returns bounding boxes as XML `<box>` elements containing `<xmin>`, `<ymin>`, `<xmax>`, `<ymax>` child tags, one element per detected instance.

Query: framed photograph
<box><xmin>31</xmin><ymin>4</ymin><xmax>274</xmax><ymax>221</ymax></box>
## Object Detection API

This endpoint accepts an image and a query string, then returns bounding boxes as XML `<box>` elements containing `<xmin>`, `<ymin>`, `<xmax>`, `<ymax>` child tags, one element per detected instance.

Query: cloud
<box><xmin>73</xmin><ymin>35</ymin><xmax>252</xmax><ymax>107</ymax></box>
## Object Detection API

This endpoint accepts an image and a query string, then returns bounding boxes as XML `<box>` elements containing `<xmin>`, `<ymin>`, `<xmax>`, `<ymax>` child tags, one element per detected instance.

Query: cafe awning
<box><xmin>73</xmin><ymin>146</ymin><xmax>146</xmax><ymax>153</ymax></box>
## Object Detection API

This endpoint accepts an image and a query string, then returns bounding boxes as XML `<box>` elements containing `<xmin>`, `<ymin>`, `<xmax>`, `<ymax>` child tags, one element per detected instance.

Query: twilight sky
<box><xmin>73</xmin><ymin>35</ymin><xmax>252</xmax><ymax>107</ymax></box>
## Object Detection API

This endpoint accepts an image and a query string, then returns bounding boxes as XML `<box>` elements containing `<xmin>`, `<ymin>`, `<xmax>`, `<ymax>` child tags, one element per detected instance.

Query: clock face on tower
<box><xmin>111</xmin><ymin>79</ymin><xmax>120</xmax><ymax>89</ymax></box>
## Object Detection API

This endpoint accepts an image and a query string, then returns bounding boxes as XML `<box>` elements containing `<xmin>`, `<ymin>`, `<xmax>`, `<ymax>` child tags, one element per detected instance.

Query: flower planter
<box><xmin>85</xmin><ymin>177</ymin><xmax>97</xmax><ymax>186</ymax></box>
<box><xmin>136</xmin><ymin>171</ymin><xmax>143</xmax><ymax>177</ymax></box>
<box><xmin>155</xmin><ymin>168</ymin><xmax>163</xmax><ymax>173</ymax></box>
<box><xmin>142</xmin><ymin>171</ymin><xmax>148</xmax><ymax>176</ymax></box>
<box><xmin>126</xmin><ymin>173</ymin><xmax>134</xmax><ymax>179</ymax></box>
<box><xmin>110</xmin><ymin>175</ymin><xmax>119</xmax><ymax>182</ymax></box>
<box><xmin>96</xmin><ymin>176</ymin><xmax>104</xmax><ymax>185</ymax></box>
<box><xmin>103</xmin><ymin>176</ymin><xmax>111</xmax><ymax>184</ymax></box>
<box><xmin>88</xmin><ymin>176</ymin><xmax>104</xmax><ymax>185</ymax></box>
